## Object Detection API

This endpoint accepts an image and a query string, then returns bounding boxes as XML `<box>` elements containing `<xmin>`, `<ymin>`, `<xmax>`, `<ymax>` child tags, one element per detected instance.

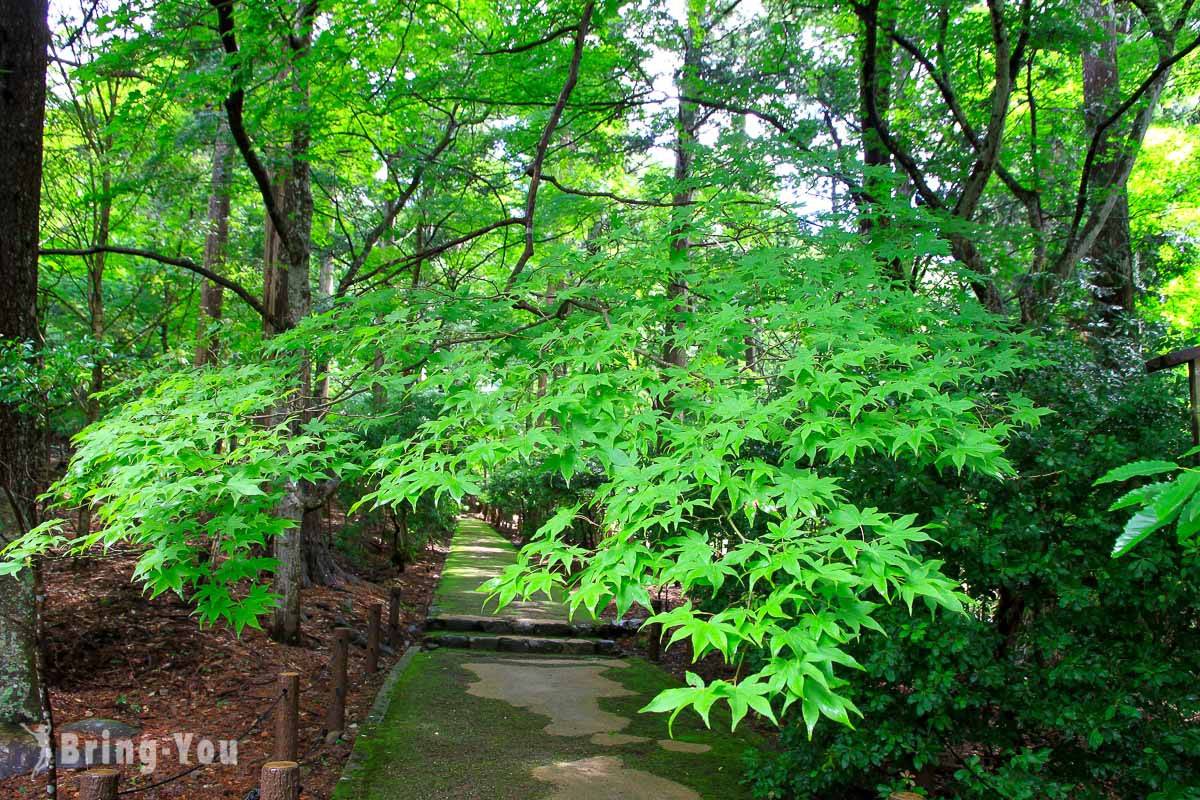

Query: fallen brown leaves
<box><xmin>0</xmin><ymin>529</ymin><xmax>449</xmax><ymax>800</ymax></box>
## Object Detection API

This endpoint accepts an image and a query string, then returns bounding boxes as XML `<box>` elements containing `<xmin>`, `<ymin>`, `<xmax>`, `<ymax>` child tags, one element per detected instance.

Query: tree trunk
<box><xmin>0</xmin><ymin>0</ymin><xmax>49</xmax><ymax>731</ymax></box>
<box><xmin>856</xmin><ymin>0</ymin><xmax>909</xmax><ymax>287</ymax></box>
<box><xmin>77</xmin><ymin>168</ymin><xmax>111</xmax><ymax>537</ymax></box>
<box><xmin>315</xmin><ymin>255</ymin><xmax>333</xmax><ymax>401</ymax></box>
<box><xmin>301</xmin><ymin>499</ymin><xmax>344</xmax><ymax>587</ymax></box>
<box><xmin>665</xmin><ymin>12</ymin><xmax>701</xmax><ymax>372</ymax></box>
<box><xmin>196</xmin><ymin>122</ymin><xmax>232</xmax><ymax>366</ymax></box>
<box><xmin>268</xmin><ymin>1</ymin><xmax>318</xmax><ymax>644</ymax></box>
<box><xmin>1082</xmin><ymin>0</ymin><xmax>1133</xmax><ymax>325</ymax></box>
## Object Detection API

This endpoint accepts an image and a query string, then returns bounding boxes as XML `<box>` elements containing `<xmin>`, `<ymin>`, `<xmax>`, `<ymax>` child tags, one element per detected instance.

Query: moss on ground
<box><xmin>332</xmin><ymin>649</ymin><xmax>760</xmax><ymax>800</ymax></box>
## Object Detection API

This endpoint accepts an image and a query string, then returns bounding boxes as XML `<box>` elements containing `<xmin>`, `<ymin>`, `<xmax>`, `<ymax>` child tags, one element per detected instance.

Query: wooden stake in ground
<box><xmin>367</xmin><ymin>602</ymin><xmax>382</xmax><ymax>674</ymax></box>
<box><xmin>78</xmin><ymin>768</ymin><xmax>119</xmax><ymax>800</ymax></box>
<box><xmin>1145</xmin><ymin>345</ymin><xmax>1200</xmax><ymax>447</ymax></box>
<box><xmin>274</xmin><ymin>671</ymin><xmax>300</xmax><ymax>761</ymax></box>
<box><xmin>388</xmin><ymin>586</ymin><xmax>401</xmax><ymax>646</ymax></box>
<box><xmin>327</xmin><ymin>626</ymin><xmax>351</xmax><ymax>734</ymax></box>
<box><xmin>260</xmin><ymin>761</ymin><xmax>300</xmax><ymax>800</ymax></box>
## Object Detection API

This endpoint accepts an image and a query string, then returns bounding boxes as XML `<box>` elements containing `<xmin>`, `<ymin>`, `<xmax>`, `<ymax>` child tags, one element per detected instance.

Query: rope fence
<box><xmin>76</xmin><ymin>588</ymin><xmax>403</xmax><ymax>800</ymax></box>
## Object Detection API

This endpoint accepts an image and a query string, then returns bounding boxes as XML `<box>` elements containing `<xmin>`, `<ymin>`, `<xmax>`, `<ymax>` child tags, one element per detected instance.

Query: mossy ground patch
<box><xmin>334</xmin><ymin>519</ymin><xmax>760</xmax><ymax>799</ymax></box>
<box><xmin>332</xmin><ymin>650</ymin><xmax>758</xmax><ymax>799</ymax></box>
<box><xmin>430</xmin><ymin>519</ymin><xmax>570</xmax><ymax>620</ymax></box>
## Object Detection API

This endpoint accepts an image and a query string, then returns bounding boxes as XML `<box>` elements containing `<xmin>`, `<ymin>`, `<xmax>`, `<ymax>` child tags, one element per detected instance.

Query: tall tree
<box><xmin>196</xmin><ymin>120</ymin><xmax>233</xmax><ymax>367</ymax></box>
<box><xmin>1082</xmin><ymin>0</ymin><xmax>1134</xmax><ymax>324</ymax></box>
<box><xmin>0</xmin><ymin>0</ymin><xmax>50</xmax><ymax>744</ymax></box>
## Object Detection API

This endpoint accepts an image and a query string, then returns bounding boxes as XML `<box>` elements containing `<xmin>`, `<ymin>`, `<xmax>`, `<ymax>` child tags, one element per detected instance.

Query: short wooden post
<box><xmin>388</xmin><ymin>587</ymin><xmax>402</xmax><ymax>646</ymax></box>
<box><xmin>78</xmin><ymin>768</ymin><xmax>120</xmax><ymax>800</ymax></box>
<box><xmin>1190</xmin><ymin>358</ymin><xmax>1200</xmax><ymax>448</ymax></box>
<box><xmin>889</xmin><ymin>794</ymin><xmax>924</xmax><ymax>800</ymax></box>
<box><xmin>260</xmin><ymin>760</ymin><xmax>300</xmax><ymax>800</ymax></box>
<box><xmin>366</xmin><ymin>603</ymin><xmax>382</xmax><ymax>674</ymax></box>
<box><xmin>1146</xmin><ymin>345</ymin><xmax>1200</xmax><ymax>448</ymax></box>
<box><xmin>647</xmin><ymin>598</ymin><xmax>665</xmax><ymax>662</ymax></box>
<box><xmin>274</xmin><ymin>671</ymin><xmax>300</xmax><ymax>761</ymax></box>
<box><xmin>327</xmin><ymin>627</ymin><xmax>351</xmax><ymax>734</ymax></box>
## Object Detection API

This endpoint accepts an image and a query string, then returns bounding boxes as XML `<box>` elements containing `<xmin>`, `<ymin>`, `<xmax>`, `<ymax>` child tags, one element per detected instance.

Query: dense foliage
<box><xmin>2</xmin><ymin>0</ymin><xmax>1199</xmax><ymax>795</ymax></box>
<box><xmin>746</xmin><ymin>341</ymin><xmax>1200</xmax><ymax>799</ymax></box>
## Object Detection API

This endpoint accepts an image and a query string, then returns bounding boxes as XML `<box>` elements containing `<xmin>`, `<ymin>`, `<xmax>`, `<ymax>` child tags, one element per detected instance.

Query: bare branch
<box><xmin>504</xmin><ymin>0</ymin><xmax>596</xmax><ymax>291</ymax></box>
<box><xmin>41</xmin><ymin>245</ymin><xmax>272</xmax><ymax>322</ymax></box>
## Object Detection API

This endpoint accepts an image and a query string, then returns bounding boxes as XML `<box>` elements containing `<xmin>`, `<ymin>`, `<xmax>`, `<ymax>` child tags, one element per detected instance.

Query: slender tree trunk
<box><xmin>85</xmin><ymin>178</ymin><xmax>110</xmax><ymax>422</ymax></box>
<box><xmin>77</xmin><ymin>169</ymin><xmax>111</xmax><ymax>537</ymax></box>
<box><xmin>196</xmin><ymin>122</ymin><xmax>232</xmax><ymax>366</ymax></box>
<box><xmin>665</xmin><ymin>8</ymin><xmax>702</xmax><ymax>372</ymax></box>
<box><xmin>1082</xmin><ymin>0</ymin><xmax>1133</xmax><ymax>325</ymax></box>
<box><xmin>856</xmin><ymin>0</ymin><xmax>909</xmax><ymax>287</ymax></box>
<box><xmin>301</xmin><ymin>501</ymin><xmax>343</xmax><ymax>586</ymax></box>
<box><xmin>0</xmin><ymin>0</ymin><xmax>50</xmax><ymax>767</ymax></box>
<box><xmin>269</xmin><ymin>0</ymin><xmax>320</xmax><ymax>643</ymax></box>
<box><xmin>315</xmin><ymin>255</ymin><xmax>333</xmax><ymax>401</ymax></box>
<box><xmin>857</xmin><ymin>0</ymin><xmax>894</xmax><ymax>215</ymax></box>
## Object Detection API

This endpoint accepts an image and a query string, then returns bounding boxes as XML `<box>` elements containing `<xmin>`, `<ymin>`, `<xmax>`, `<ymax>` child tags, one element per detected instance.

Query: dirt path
<box><xmin>331</xmin><ymin>519</ymin><xmax>759</xmax><ymax>799</ymax></box>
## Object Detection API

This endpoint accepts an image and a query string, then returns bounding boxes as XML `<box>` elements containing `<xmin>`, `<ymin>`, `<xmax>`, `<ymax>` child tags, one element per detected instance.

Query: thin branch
<box><xmin>40</xmin><ymin>246</ymin><xmax>271</xmax><ymax>322</ymax></box>
<box><xmin>337</xmin><ymin>114</ymin><xmax>461</xmax><ymax>294</ymax></box>
<box><xmin>680</xmin><ymin>94</ymin><xmax>807</xmax><ymax>149</ymax></box>
<box><xmin>479</xmin><ymin>21</ymin><xmax>580</xmax><ymax>56</ymax></box>
<box><xmin>207</xmin><ymin>0</ymin><xmax>298</xmax><ymax>267</ymax></box>
<box><xmin>539</xmin><ymin>172</ymin><xmax>674</xmax><ymax>207</ymax></box>
<box><xmin>350</xmin><ymin>217</ymin><xmax>525</xmax><ymax>291</ymax></box>
<box><xmin>504</xmin><ymin>0</ymin><xmax>596</xmax><ymax>291</ymax></box>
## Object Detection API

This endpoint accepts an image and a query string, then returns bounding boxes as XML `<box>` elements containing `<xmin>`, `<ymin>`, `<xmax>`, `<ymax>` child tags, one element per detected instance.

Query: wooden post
<box><xmin>327</xmin><ymin>627</ymin><xmax>351</xmax><ymax>733</ymax></box>
<box><xmin>78</xmin><ymin>769</ymin><xmax>120</xmax><ymax>800</ymax></box>
<box><xmin>388</xmin><ymin>587</ymin><xmax>401</xmax><ymax>646</ymax></box>
<box><xmin>260</xmin><ymin>761</ymin><xmax>301</xmax><ymax>800</ymax></box>
<box><xmin>274</xmin><ymin>671</ymin><xmax>300</xmax><ymax>761</ymax></box>
<box><xmin>647</xmin><ymin>598</ymin><xmax>665</xmax><ymax>662</ymax></box>
<box><xmin>1191</xmin><ymin>358</ymin><xmax>1200</xmax><ymax>448</ymax></box>
<box><xmin>889</xmin><ymin>794</ymin><xmax>924</xmax><ymax>800</ymax></box>
<box><xmin>366</xmin><ymin>602</ymin><xmax>382</xmax><ymax>674</ymax></box>
<box><xmin>1146</xmin><ymin>345</ymin><xmax>1200</xmax><ymax>448</ymax></box>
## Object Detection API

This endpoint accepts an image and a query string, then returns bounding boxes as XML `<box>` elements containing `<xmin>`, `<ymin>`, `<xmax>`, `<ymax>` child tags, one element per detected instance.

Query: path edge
<box><xmin>332</xmin><ymin>645</ymin><xmax>419</xmax><ymax>794</ymax></box>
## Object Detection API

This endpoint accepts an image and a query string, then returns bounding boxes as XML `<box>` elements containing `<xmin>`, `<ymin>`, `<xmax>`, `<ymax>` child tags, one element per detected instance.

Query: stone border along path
<box><xmin>332</xmin><ymin>518</ymin><xmax>762</xmax><ymax>799</ymax></box>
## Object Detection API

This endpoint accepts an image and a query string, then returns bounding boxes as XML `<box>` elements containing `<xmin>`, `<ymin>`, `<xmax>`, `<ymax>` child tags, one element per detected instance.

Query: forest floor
<box><xmin>331</xmin><ymin>519</ymin><xmax>761</xmax><ymax>799</ymax></box>
<box><xmin>0</xmin><ymin>521</ymin><xmax>451</xmax><ymax>800</ymax></box>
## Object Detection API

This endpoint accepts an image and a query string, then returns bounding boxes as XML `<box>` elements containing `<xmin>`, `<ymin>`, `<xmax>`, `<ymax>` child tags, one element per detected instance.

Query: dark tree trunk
<box><xmin>267</xmin><ymin>0</ymin><xmax>319</xmax><ymax>644</ymax></box>
<box><xmin>856</xmin><ymin>0</ymin><xmax>909</xmax><ymax>287</ymax></box>
<box><xmin>300</xmin><ymin>503</ymin><xmax>344</xmax><ymax>587</ymax></box>
<box><xmin>0</xmin><ymin>0</ymin><xmax>49</xmax><ymax>735</ymax></box>
<box><xmin>1082</xmin><ymin>0</ymin><xmax>1133</xmax><ymax>325</ymax></box>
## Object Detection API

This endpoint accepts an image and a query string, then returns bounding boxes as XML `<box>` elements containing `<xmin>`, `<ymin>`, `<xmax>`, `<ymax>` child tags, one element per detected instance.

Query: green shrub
<box><xmin>745</xmin><ymin>338</ymin><xmax>1200</xmax><ymax>799</ymax></box>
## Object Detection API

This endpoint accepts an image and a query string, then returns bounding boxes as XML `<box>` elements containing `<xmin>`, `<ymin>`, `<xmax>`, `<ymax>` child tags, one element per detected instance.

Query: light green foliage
<box><xmin>360</xmin><ymin>220</ymin><xmax>1042</xmax><ymax>733</ymax></box>
<box><xmin>1095</xmin><ymin>447</ymin><xmax>1200</xmax><ymax>556</ymax></box>
<box><xmin>14</xmin><ymin>0</ymin><xmax>1193</xmax><ymax>775</ymax></box>
<box><xmin>1</xmin><ymin>361</ymin><xmax>357</xmax><ymax>632</ymax></box>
